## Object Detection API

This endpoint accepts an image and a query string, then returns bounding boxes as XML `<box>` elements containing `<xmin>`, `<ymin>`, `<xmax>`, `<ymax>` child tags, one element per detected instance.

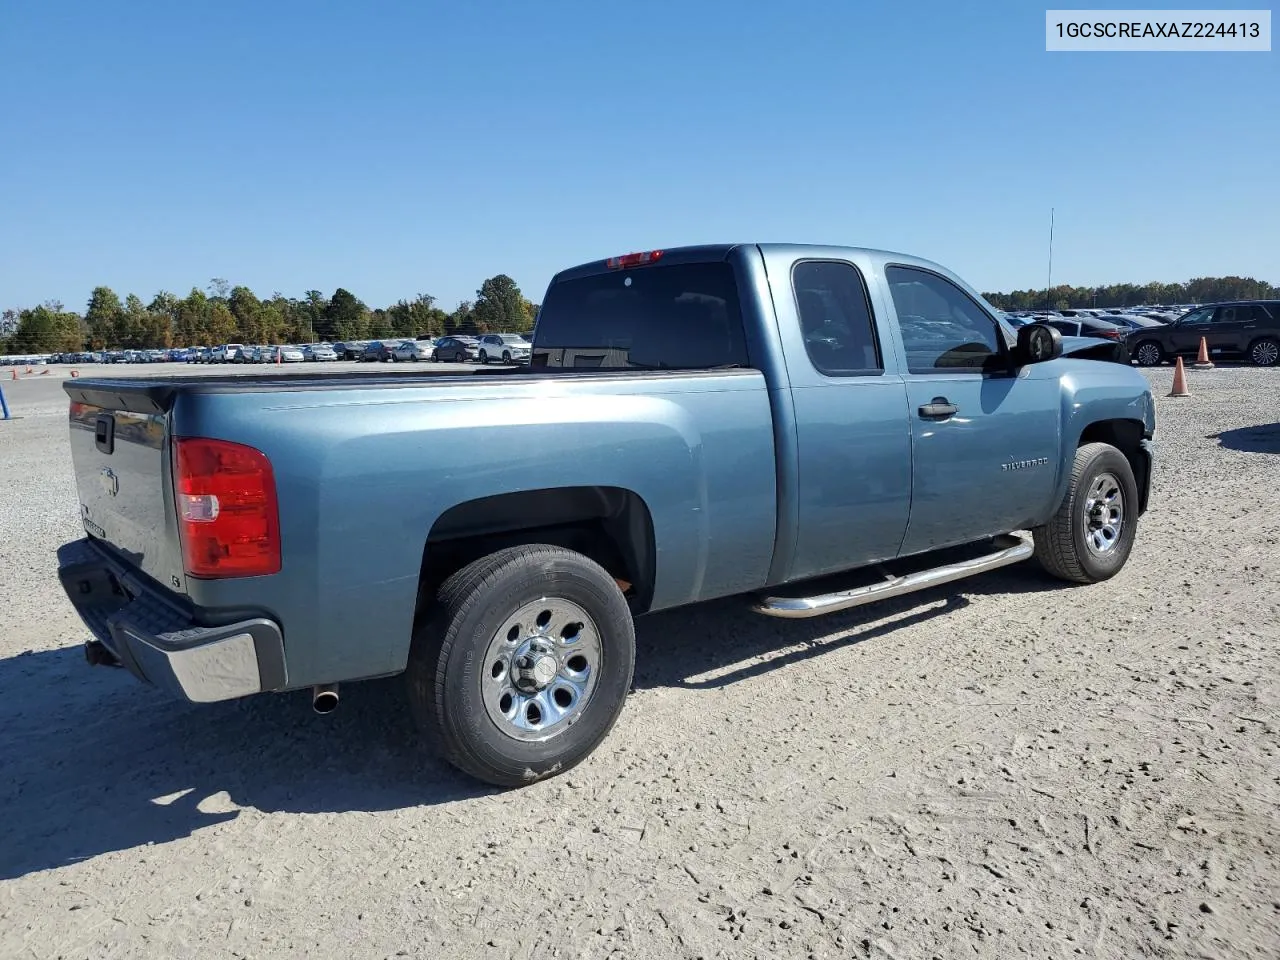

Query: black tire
<box><xmin>406</xmin><ymin>544</ymin><xmax>635</xmax><ymax>788</ymax></box>
<box><xmin>1033</xmin><ymin>442</ymin><xmax>1139</xmax><ymax>584</ymax></box>
<box><xmin>1132</xmin><ymin>340</ymin><xmax>1164</xmax><ymax>367</ymax></box>
<box><xmin>1248</xmin><ymin>336</ymin><xmax>1279</xmax><ymax>367</ymax></box>
<box><xmin>502</xmin><ymin>351</ymin><xmax>511</xmax><ymax>363</ymax></box>
<box><xmin>455</xmin><ymin>351</ymin><xmax>466</xmax><ymax>363</ymax></box>
<box><xmin>480</xmin><ymin>350</ymin><xmax>490</xmax><ymax>364</ymax></box>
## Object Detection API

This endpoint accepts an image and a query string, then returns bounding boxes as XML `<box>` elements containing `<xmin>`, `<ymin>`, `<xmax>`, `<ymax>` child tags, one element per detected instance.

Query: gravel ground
<box><xmin>0</xmin><ymin>362</ymin><xmax>1277</xmax><ymax>960</ymax></box>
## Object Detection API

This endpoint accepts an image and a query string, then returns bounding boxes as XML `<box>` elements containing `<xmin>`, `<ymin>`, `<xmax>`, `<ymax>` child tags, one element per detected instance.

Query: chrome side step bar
<box><xmin>751</xmin><ymin>533</ymin><xmax>1035</xmax><ymax>619</ymax></box>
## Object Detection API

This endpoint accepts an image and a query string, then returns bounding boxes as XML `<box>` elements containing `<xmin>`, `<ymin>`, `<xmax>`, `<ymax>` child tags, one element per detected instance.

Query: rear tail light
<box><xmin>172</xmin><ymin>437</ymin><xmax>281</xmax><ymax>578</ymax></box>
<box><xmin>1102</xmin><ymin>329</ymin><xmax>1121</xmax><ymax>340</ymax></box>
<box><xmin>606</xmin><ymin>250</ymin><xmax>664</xmax><ymax>268</ymax></box>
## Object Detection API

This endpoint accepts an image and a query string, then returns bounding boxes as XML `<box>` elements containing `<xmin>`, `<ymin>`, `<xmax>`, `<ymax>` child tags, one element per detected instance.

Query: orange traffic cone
<box><xmin>1193</xmin><ymin>336</ymin><xmax>1215</xmax><ymax>369</ymax></box>
<box><xmin>1168</xmin><ymin>356</ymin><xmax>1190</xmax><ymax>397</ymax></box>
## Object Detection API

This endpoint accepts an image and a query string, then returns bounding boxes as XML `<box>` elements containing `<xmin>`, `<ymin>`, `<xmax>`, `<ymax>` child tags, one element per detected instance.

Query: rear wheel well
<box><xmin>414</xmin><ymin>487</ymin><xmax>656</xmax><ymax>624</ymax></box>
<box><xmin>1078</xmin><ymin>419</ymin><xmax>1148</xmax><ymax>512</ymax></box>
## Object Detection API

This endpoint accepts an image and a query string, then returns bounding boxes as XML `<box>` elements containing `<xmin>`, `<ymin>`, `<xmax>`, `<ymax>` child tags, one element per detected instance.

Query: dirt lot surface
<box><xmin>1</xmin><ymin>363</ymin><xmax>1277</xmax><ymax>960</ymax></box>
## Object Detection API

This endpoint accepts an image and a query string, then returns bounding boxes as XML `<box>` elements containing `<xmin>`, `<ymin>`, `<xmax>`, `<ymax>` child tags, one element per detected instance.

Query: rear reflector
<box><xmin>173</xmin><ymin>437</ymin><xmax>281</xmax><ymax>578</ymax></box>
<box><xmin>606</xmin><ymin>250</ymin><xmax>664</xmax><ymax>269</ymax></box>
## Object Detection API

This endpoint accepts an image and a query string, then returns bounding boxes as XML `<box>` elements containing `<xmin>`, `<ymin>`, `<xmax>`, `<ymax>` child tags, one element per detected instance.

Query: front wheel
<box><xmin>1033</xmin><ymin>442</ymin><xmax>1139</xmax><ymax>584</ymax></box>
<box><xmin>1133</xmin><ymin>340</ymin><xmax>1164</xmax><ymax>367</ymax></box>
<box><xmin>1249</xmin><ymin>337</ymin><xmax>1279</xmax><ymax>367</ymax></box>
<box><xmin>406</xmin><ymin>545</ymin><xmax>636</xmax><ymax>788</ymax></box>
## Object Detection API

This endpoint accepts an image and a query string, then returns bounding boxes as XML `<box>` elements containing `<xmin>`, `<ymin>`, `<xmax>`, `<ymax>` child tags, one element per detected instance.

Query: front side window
<box><xmin>1180</xmin><ymin>307</ymin><xmax>1214</xmax><ymax>325</ymax></box>
<box><xmin>792</xmin><ymin>260</ymin><xmax>882</xmax><ymax>376</ymax></box>
<box><xmin>886</xmin><ymin>266</ymin><xmax>1005</xmax><ymax>374</ymax></box>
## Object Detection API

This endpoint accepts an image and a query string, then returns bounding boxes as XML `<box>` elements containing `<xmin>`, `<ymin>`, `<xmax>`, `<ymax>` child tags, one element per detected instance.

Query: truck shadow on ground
<box><xmin>1210</xmin><ymin>422</ymin><xmax>1280</xmax><ymax>454</ymax></box>
<box><xmin>0</xmin><ymin>562</ymin><xmax>1063</xmax><ymax>881</ymax></box>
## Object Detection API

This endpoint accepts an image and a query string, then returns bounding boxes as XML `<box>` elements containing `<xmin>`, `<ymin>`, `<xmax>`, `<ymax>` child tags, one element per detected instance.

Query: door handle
<box><xmin>918</xmin><ymin>397</ymin><xmax>957</xmax><ymax>419</ymax></box>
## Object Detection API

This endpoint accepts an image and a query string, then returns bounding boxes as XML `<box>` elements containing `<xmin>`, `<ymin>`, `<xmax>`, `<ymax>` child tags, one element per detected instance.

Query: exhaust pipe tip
<box><xmin>312</xmin><ymin>683</ymin><xmax>339</xmax><ymax>715</ymax></box>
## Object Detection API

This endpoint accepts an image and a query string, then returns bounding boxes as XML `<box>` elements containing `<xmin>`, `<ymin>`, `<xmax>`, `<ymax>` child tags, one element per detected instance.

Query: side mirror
<box><xmin>1016</xmin><ymin>322</ymin><xmax>1063</xmax><ymax>365</ymax></box>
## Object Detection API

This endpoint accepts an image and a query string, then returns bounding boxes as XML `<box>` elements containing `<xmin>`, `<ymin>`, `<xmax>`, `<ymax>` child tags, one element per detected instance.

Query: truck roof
<box><xmin>550</xmin><ymin>243</ymin><xmax>958</xmax><ymax>284</ymax></box>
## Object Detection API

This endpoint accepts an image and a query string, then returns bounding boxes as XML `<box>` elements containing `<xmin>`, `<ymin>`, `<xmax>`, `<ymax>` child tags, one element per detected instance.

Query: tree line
<box><xmin>0</xmin><ymin>274</ymin><xmax>538</xmax><ymax>354</ymax></box>
<box><xmin>6</xmin><ymin>272</ymin><xmax>1278</xmax><ymax>354</ymax></box>
<box><xmin>983</xmin><ymin>275</ymin><xmax>1278</xmax><ymax>312</ymax></box>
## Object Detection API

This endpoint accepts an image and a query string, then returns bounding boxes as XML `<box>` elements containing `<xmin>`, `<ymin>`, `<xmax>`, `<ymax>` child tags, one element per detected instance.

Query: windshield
<box><xmin>532</xmin><ymin>261</ymin><xmax>750</xmax><ymax>370</ymax></box>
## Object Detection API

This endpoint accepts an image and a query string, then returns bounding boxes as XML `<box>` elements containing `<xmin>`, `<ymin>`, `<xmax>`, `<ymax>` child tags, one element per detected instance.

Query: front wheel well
<box><xmin>414</xmin><ymin>486</ymin><xmax>656</xmax><ymax>624</ymax></box>
<box><xmin>1077</xmin><ymin>419</ymin><xmax>1148</xmax><ymax>513</ymax></box>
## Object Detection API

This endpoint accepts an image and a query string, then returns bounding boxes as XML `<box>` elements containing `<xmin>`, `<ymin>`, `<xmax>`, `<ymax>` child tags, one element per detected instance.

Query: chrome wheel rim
<box><xmin>1083</xmin><ymin>472</ymin><xmax>1125</xmax><ymax>555</ymax></box>
<box><xmin>1136</xmin><ymin>343</ymin><xmax>1161</xmax><ymax>365</ymax></box>
<box><xmin>1252</xmin><ymin>340</ymin><xmax>1278</xmax><ymax>366</ymax></box>
<box><xmin>481</xmin><ymin>597</ymin><xmax>602</xmax><ymax>742</ymax></box>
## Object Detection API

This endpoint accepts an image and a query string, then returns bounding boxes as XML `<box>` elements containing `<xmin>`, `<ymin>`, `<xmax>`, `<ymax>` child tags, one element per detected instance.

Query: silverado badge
<box><xmin>1001</xmin><ymin>457</ymin><xmax>1049</xmax><ymax>472</ymax></box>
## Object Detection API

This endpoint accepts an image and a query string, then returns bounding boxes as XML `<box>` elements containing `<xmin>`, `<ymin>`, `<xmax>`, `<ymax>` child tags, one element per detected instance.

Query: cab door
<box><xmin>764</xmin><ymin>254</ymin><xmax>912</xmax><ymax>582</ymax></box>
<box><xmin>1166</xmin><ymin>306</ymin><xmax>1217</xmax><ymax>356</ymax></box>
<box><xmin>882</xmin><ymin>265</ymin><xmax>1061</xmax><ymax>557</ymax></box>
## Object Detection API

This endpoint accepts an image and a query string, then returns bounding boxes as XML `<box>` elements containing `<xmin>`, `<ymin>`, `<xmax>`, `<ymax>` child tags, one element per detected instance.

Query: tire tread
<box><xmin>407</xmin><ymin>544</ymin><xmax>630</xmax><ymax>786</ymax></box>
<box><xmin>1033</xmin><ymin>442</ymin><xmax>1122</xmax><ymax>584</ymax></box>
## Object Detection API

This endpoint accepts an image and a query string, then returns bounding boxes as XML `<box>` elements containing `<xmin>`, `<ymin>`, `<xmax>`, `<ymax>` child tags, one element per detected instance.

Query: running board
<box><xmin>751</xmin><ymin>533</ymin><xmax>1035</xmax><ymax>619</ymax></box>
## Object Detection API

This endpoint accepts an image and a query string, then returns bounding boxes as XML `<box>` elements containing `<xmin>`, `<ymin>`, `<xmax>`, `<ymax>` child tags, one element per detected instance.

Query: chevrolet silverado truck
<box><xmin>57</xmin><ymin>244</ymin><xmax>1156</xmax><ymax>788</ymax></box>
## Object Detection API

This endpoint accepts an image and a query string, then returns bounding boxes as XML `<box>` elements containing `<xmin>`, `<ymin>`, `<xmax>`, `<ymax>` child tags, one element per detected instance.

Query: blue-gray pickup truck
<box><xmin>57</xmin><ymin>243</ymin><xmax>1156</xmax><ymax>787</ymax></box>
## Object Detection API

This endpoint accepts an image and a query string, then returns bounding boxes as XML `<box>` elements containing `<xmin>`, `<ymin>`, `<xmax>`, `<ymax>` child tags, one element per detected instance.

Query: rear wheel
<box><xmin>1133</xmin><ymin>340</ymin><xmax>1164</xmax><ymax>366</ymax></box>
<box><xmin>406</xmin><ymin>545</ymin><xmax>635</xmax><ymax>788</ymax></box>
<box><xmin>1033</xmin><ymin>442</ymin><xmax>1138</xmax><ymax>584</ymax></box>
<box><xmin>1249</xmin><ymin>337</ymin><xmax>1279</xmax><ymax>367</ymax></box>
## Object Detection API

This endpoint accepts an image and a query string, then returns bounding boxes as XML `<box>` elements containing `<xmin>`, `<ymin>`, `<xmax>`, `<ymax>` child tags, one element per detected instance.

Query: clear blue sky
<box><xmin>2</xmin><ymin>0</ymin><xmax>1276</xmax><ymax>314</ymax></box>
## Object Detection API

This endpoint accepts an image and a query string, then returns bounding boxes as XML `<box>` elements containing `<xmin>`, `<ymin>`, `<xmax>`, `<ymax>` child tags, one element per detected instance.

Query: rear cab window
<box><xmin>531</xmin><ymin>260</ymin><xmax>751</xmax><ymax>370</ymax></box>
<box><xmin>791</xmin><ymin>261</ymin><xmax>883</xmax><ymax>376</ymax></box>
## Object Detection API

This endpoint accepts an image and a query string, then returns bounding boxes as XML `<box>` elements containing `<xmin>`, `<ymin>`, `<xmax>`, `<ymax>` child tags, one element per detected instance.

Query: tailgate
<box><xmin>66</xmin><ymin>382</ymin><xmax>187</xmax><ymax>595</ymax></box>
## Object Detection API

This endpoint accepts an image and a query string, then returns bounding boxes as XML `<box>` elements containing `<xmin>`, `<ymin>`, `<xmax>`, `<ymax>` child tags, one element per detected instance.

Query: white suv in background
<box><xmin>212</xmin><ymin>343</ymin><xmax>245</xmax><ymax>363</ymax></box>
<box><xmin>476</xmin><ymin>333</ymin><xmax>532</xmax><ymax>364</ymax></box>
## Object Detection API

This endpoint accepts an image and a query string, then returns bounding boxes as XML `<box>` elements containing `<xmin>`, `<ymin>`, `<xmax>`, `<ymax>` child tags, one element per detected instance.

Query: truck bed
<box><xmin>62</xmin><ymin>366</ymin><xmax>733</xmax><ymax>411</ymax></box>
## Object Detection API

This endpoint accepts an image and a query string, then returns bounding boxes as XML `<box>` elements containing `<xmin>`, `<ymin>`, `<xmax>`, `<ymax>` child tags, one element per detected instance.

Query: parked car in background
<box><xmin>360</xmin><ymin>340</ymin><xmax>398</xmax><ymax>362</ymax></box>
<box><xmin>392</xmin><ymin>339</ymin><xmax>433</xmax><ymax>361</ymax></box>
<box><xmin>212</xmin><ymin>344</ymin><xmax>244</xmax><ymax>363</ymax></box>
<box><xmin>1127</xmin><ymin>301</ymin><xmax>1280</xmax><ymax>367</ymax></box>
<box><xmin>333</xmin><ymin>341</ymin><xmax>368</xmax><ymax>360</ymax></box>
<box><xmin>1095</xmin><ymin>314</ymin><xmax>1165</xmax><ymax>334</ymax></box>
<box><xmin>1044</xmin><ymin>317</ymin><xmax>1128</xmax><ymax>343</ymax></box>
<box><xmin>301</xmin><ymin>343</ymin><xmax>338</xmax><ymax>361</ymax></box>
<box><xmin>432</xmin><ymin>336</ymin><xmax>480</xmax><ymax>362</ymax></box>
<box><xmin>279</xmin><ymin>345</ymin><xmax>306</xmax><ymax>363</ymax></box>
<box><xmin>476</xmin><ymin>333</ymin><xmax>532</xmax><ymax>364</ymax></box>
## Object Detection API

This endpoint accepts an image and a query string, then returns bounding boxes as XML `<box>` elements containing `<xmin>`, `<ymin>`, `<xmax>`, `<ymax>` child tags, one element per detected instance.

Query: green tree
<box><xmin>208</xmin><ymin>301</ymin><xmax>237</xmax><ymax>344</ymax></box>
<box><xmin>473</xmin><ymin>275</ymin><xmax>526</xmax><ymax>333</ymax></box>
<box><xmin>85</xmin><ymin>286</ymin><xmax>124</xmax><ymax>349</ymax></box>
<box><xmin>228</xmin><ymin>286</ymin><xmax>263</xmax><ymax>342</ymax></box>
<box><xmin>323</xmin><ymin>287</ymin><xmax>368</xmax><ymax>340</ymax></box>
<box><xmin>174</xmin><ymin>288</ymin><xmax>211</xmax><ymax>345</ymax></box>
<box><xmin>11</xmin><ymin>304</ymin><xmax>83</xmax><ymax>352</ymax></box>
<box><xmin>447</xmin><ymin>299</ymin><xmax>475</xmax><ymax>334</ymax></box>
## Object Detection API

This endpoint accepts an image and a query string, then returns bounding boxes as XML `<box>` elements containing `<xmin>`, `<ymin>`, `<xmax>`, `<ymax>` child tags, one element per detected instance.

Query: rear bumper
<box><xmin>57</xmin><ymin>538</ymin><xmax>287</xmax><ymax>703</ymax></box>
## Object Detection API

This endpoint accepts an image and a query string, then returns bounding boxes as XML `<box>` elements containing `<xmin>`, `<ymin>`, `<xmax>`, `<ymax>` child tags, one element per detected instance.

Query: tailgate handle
<box><xmin>94</xmin><ymin>414</ymin><xmax>115</xmax><ymax>455</ymax></box>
